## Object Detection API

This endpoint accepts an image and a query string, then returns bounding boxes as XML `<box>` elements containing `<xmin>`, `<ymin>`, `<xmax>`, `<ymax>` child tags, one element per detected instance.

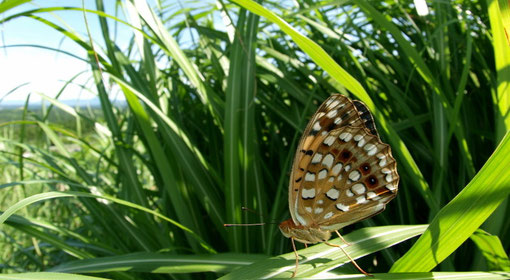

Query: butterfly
<box><xmin>279</xmin><ymin>94</ymin><xmax>399</xmax><ymax>277</ymax></box>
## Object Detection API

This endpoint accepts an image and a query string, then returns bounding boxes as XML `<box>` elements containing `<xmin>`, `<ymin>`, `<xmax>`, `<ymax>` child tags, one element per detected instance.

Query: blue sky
<box><xmin>0</xmin><ymin>0</ymin><xmax>129</xmax><ymax>104</ymax></box>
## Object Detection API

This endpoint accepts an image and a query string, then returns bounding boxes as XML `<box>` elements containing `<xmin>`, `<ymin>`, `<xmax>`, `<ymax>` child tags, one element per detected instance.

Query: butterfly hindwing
<box><xmin>289</xmin><ymin>95</ymin><xmax>398</xmax><ymax>230</ymax></box>
<box><xmin>289</xmin><ymin>95</ymin><xmax>365</xmax><ymax>225</ymax></box>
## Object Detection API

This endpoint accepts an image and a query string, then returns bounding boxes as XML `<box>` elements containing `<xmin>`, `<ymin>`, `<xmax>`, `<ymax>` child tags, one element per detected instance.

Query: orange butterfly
<box><xmin>279</xmin><ymin>94</ymin><xmax>399</xmax><ymax>277</ymax></box>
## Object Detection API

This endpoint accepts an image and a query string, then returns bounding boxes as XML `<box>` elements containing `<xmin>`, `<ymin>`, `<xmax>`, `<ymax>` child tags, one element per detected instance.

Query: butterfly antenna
<box><xmin>223</xmin><ymin>223</ymin><xmax>266</xmax><ymax>227</ymax></box>
<box><xmin>224</xmin><ymin>206</ymin><xmax>279</xmax><ymax>227</ymax></box>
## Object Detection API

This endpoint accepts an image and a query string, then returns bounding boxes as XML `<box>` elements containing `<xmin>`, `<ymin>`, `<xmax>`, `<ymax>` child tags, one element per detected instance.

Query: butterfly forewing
<box><xmin>289</xmin><ymin>95</ymin><xmax>398</xmax><ymax>231</ymax></box>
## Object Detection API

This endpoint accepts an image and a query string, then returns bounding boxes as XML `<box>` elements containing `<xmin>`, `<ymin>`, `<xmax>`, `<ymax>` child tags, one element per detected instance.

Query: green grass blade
<box><xmin>391</xmin><ymin>132</ymin><xmax>510</xmax><ymax>272</ymax></box>
<box><xmin>130</xmin><ymin>0</ymin><xmax>222</xmax><ymax>127</ymax></box>
<box><xmin>493</xmin><ymin>0</ymin><xmax>510</xmax><ymax>138</ymax></box>
<box><xmin>0</xmin><ymin>273</ymin><xmax>110</xmax><ymax>280</ymax></box>
<box><xmin>220</xmin><ymin>225</ymin><xmax>427</xmax><ymax>279</ymax></box>
<box><xmin>308</xmin><ymin>272</ymin><xmax>509</xmax><ymax>279</ymax></box>
<box><xmin>49</xmin><ymin>253</ymin><xmax>267</xmax><ymax>274</ymax></box>
<box><xmin>470</xmin><ymin>230</ymin><xmax>510</xmax><ymax>271</ymax></box>
<box><xmin>0</xmin><ymin>191</ymin><xmax>215</xmax><ymax>253</ymax></box>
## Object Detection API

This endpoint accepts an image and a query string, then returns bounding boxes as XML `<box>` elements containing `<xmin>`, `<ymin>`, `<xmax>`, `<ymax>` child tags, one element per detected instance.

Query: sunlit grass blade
<box><xmin>49</xmin><ymin>253</ymin><xmax>267</xmax><ymax>274</ymax></box>
<box><xmin>308</xmin><ymin>271</ymin><xmax>510</xmax><ymax>280</ymax></box>
<box><xmin>391</xmin><ymin>132</ymin><xmax>510</xmax><ymax>272</ymax></box>
<box><xmin>470</xmin><ymin>230</ymin><xmax>510</xmax><ymax>271</ymax></box>
<box><xmin>220</xmin><ymin>225</ymin><xmax>427</xmax><ymax>279</ymax></box>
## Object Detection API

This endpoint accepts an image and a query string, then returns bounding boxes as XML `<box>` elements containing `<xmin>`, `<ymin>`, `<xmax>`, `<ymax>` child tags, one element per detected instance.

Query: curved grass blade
<box><xmin>0</xmin><ymin>191</ymin><xmax>215</xmax><ymax>253</ymax></box>
<box><xmin>391</xmin><ymin>132</ymin><xmax>510</xmax><ymax>272</ymax></box>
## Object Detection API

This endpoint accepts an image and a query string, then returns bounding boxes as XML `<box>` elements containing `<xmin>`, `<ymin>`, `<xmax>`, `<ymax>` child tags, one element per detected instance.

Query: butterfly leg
<box><xmin>335</xmin><ymin>230</ymin><xmax>351</xmax><ymax>246</ymax></box>
<box><xmin>291</xmin><ymin>237</ymin><xmax>299</xmax><ymax>278</ymax></box>
<box><xmin>324</xmin><ymin>239</ymin><xmax>373</xmax><ymax>277</ymax></box>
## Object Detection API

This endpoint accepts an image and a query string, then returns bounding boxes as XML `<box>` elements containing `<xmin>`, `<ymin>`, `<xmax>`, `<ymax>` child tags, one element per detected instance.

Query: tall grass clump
<box><xmin>0</xmin><ymin>0</ymin><xmax>509</xmax><ymax>279</ymax></box>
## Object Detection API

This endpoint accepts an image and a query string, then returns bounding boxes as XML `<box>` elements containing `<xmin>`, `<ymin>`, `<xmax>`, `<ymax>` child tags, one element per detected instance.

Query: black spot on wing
<box><xmin>326</xmin><ymin>122</ymin><xmax>336</xmax><ymax>132</ymax></box>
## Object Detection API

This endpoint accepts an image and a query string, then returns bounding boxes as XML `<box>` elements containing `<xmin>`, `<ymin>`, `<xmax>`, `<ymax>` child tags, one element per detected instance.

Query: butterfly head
<box><xmin>279</xmin><ymin>218</ymin><xmax>331</xmax><ymax>244</ymax></box>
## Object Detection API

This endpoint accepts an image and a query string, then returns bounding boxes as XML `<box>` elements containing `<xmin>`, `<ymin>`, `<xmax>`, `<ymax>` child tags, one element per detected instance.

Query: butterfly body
<box><xmin>279</xmin><ymin>218</ymin><xmax>330</xmax><ymax>244</ymax></box>
<box><xmin>280</xmin><ymin>94</ymin><xmax>399</xmax><ymax>276</ymax></box>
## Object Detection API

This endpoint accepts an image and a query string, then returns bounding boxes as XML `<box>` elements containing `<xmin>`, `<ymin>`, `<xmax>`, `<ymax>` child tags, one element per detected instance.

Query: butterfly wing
<box><xmin>288</xmin><ymin>94</ymin><xmax>366</xmax><ymax>226</ymax></box>
<box><xmin>289</xmin><ymin>95</ymin><xmax>398</xmax><ymax>230</ymax></box>
<box><xmin>306</xmin><ymin>126</ymin><xmax>398</xmax><ymax>230</ymax></box>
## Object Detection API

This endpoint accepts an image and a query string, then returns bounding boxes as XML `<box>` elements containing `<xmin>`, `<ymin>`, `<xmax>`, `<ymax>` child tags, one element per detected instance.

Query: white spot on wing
<box><xmin>311</xmin><ymin>153</ymin><xmax>323</xmax><ymax>164</ymax></box>
<box><xmin>346</xmin><ymin>189</ymin><xmax>354</xmax><ymax>197</ymax></box>
<box><xmin>326</xmin><ymin>188</ymin><xmax>340</xmax><ymax>200</ymax></box>
<box><xmin>324</xmin><ymin>212</ymin><xmax>334</xmax><ymax>219</ymax></box>
<box><xmin>305</xmin><ymin>172</ymin><xmax>316</xmax><ymax>182</ymax></box>
<box><xmin>328</xmin><ymin>177</ymin><xmax>334</xmax><ymax>182</ymax></box>
<box><xmin>386</xmin><ymin>184</ymin><xmax>397</xmax><ymax>191</ymax></box>
<box><xmin>323</xmin><ymin>136</ymin><xmax>336</xmax><ymax>146</ymax></box>
<box><xmin>305</xmin><ymin>207</ymin><xmax>312</xmax><ymax>213</ymax></box>
<box><xmin>313</xmin><ymin>121</ymin><xmax>321</xmax><ymax>131</ymax></box>
<box><xmin>385</xmin><ymin>174</ymin><xmax>393</xmax><ymax>182</ymax></box>
<box><xmin>316</xmin><ymin>112</ymin><xmax>325</xmax><ymax>119</ymax></box>
<box><xmin>318</xmin><ymin>169</ymin><xmax>328</xmax><ymax>180</ymax></box>
<box><xmin>336</xmin><ymin>203</ymin><xmax>349</xmax><ymax>212</ymax></box>
<box><xmin>314</xmin><ymin>207</ymin><xmax>324</xmax><ymax>214</ymax></box>
<box><xmin>301</xmin><ymin>188</ymin><xmax>316</xmax><ymax>199</ymax></box>
<box><xmin>344</xmin><ymin>164</ymin><xmax>351</xmax><ymax>172</ymax></box>
<box><xmin>381</xmin><ymin>168</ymin><xmax>391</xmax><ymax>174</ymax></box>
<box><xmin>329</xmin><ymin>100</ymin><xmax>340</xmax><ymax>109</ymax></box>
<box><xmin>317</xmin><ymin>200</ymin><xmax>324</xmax><ymax>205</ymax></box>
<box><xmin>356</xmin><ymin>196</ymin><xmax>368</xmax><ymax>204</ymax></box>
<box><xmin>349</xmin><ymin>170</ymin><xmax>361</xmax><ymax>182</ymax></box>
<box><xmin>334</xmin><ymin>117</ymin><xmax>342</xmax><ymax>124</ymax></box>
<box><xmin>366</xmin><ymin>192</ymin><xmax>377</xmax><ymax>199</ymax></box>
<box><xmin>352</xmin><ymin>183</ymin><xmax>366</xmax><ymax>195</ymax></box>
<box><xmin>322</xmin><ymin>154</ymin><xmax>334</xmax><ymax>169</ymax></box>
<box><xmin>331</xmin><ymin>162</ymin><xmax>343</xmax><ymax>176</ymax></box>
<box><xmin>364</xmin><ymin>144</ymin><xmax>377</xmax><ymax>155</ymax></box>
<box><xmin>339</xmin><ymin>132</ymin><xmax>353</xmax><ymax>142</ymax></box>
<box><xmin>358</xmin><ymin>138</ymin><xmax>366</xmax><ymax>147</ymax></box>
<box><xmin>326</xmin><ymin>109</ymin><xmax>338</xmax><ymax>118</ymax></box>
